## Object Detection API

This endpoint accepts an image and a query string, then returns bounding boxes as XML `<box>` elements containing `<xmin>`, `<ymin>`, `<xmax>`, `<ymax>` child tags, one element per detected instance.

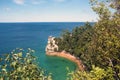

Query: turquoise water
<box><xmin>0</xmin><ymin>22</ymin><xmax>85</xmax><ymax>80</ymax></box>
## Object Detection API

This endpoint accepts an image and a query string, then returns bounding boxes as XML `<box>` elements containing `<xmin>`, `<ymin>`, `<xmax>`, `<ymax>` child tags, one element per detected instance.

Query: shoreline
<box><xmin>46</xmin><ymin>51</ymin><xmax>85</xmax><ymax>71</ymax></box>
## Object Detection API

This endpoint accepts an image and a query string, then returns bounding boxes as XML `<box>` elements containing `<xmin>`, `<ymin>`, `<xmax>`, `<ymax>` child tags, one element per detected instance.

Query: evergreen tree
<box><xmin>55</xmin><ymin>0</ymin><xmax>120</xmax><ymax>79</ymax></box>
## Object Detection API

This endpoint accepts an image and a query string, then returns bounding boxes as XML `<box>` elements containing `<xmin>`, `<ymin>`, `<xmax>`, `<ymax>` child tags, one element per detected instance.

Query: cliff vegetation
<box><xmin>55</xmin><ymin>0</ymin><xmax>120</xmax><ymax>80</ymax></box>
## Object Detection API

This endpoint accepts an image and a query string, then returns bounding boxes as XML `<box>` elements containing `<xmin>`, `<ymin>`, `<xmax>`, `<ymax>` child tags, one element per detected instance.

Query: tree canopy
<box><xmin>55</xmin><ymin>0</ymin><xmax>120</xmax><ymax>79</ymax></box>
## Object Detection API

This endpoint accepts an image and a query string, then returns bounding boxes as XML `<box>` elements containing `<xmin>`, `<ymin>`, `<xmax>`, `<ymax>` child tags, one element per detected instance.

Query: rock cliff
<box><xmin>46</xmin><ymin>36</ymin><xmax>58</xmax><ymax>52</ymax></box>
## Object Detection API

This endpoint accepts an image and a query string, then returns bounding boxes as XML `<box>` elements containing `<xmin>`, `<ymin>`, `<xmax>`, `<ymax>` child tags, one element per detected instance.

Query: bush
<box><xmin>0</xmin><ymin>48</ymin><xmax>52</xmax><ymax>80</ymax></box>
<box><xmin>67</xmin><ymin>65</ymin><xmax>114</xmax><ymax>80</ymax></box>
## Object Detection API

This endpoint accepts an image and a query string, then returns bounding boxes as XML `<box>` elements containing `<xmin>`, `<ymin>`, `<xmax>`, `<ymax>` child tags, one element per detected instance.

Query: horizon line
<box><xmin>0</xmin><ymin>21</ymin><xmax>96</xmax><ymax>23</ymax></box>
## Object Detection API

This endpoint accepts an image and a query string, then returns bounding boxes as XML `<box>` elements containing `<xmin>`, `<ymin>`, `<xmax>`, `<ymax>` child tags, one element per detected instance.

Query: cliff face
<box><xmin>46</xmin><ymin>36</ymin><xmax>58</xmax><ymax>52</ymax></box>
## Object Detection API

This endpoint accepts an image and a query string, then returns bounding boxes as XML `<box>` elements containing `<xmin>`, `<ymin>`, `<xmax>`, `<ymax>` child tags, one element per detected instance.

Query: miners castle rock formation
<box><xmin>46</xmin><ymin>36</ymin><xmax>58</xmax><ymax>52</ymax></box>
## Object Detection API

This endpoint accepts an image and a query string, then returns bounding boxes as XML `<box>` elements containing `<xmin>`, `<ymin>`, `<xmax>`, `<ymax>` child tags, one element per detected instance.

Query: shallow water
<box><xmin>0</xmin><ymin>22</ymin><xmax>85</xmax><ymax>80</ymax></box>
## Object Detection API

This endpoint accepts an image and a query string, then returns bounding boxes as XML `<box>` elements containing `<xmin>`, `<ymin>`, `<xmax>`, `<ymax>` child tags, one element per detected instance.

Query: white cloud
<box><xmin>31</xmin><ymin>0</ymin><xmax>46</xmax><ymax>5</ymax></box>
<box><xmin>13</xmin><ymin>0</ymin><xmax>25</xmax><ymax>5</ymax></box>
<box><xmin>53</xmin><ymin>0</ymin><xmax>66</xmax><ymax>2</ymax></box>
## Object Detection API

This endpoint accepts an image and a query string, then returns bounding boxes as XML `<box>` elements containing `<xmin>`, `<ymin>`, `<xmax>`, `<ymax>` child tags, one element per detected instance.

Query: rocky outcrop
<box><xmin>46</xmin><ymin>36</ymin><xmax>58</xmax><ymax>52</ymax></box>
<box><xmin>46</xmin><ymin>36</ymin><xmax>85</xmax><ymax>71</ymax></box>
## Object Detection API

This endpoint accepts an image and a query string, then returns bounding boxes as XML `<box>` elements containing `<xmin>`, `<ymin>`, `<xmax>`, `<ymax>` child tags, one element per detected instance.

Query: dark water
<box><xmin>0</xmin><ymin>22</ymin><xmax>85</xmax><ymax>80</ymax></box>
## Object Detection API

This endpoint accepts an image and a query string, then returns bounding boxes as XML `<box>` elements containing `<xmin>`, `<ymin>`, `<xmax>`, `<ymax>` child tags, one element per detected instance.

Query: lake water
<box><xmin>0</xmin><ymin>22</ymin><xmax>85</xmax><ymax>80</ymax></box>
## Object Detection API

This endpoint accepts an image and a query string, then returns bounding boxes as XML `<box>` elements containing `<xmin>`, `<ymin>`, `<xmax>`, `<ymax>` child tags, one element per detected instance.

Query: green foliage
<box><xmin>90</xmin><ymin>0</ymin><xmax>120</xmax><ymax>17</ymax></box>
<box><xmin>90</xmin><ymin>0</ymin><xmax>111</xmax><ymax>19</ymax></box>
<box><xmin>56</xmin><ymin>0</ymin><xmax>120</xmax><ymax>80</ymax></box>
<box><xmin>55</xmin><ymin>22</ymin><xmax>93</xmax><ymax>56</ymax></box>
<box><xmin>67</xmin><ymin>65</ymin><xmax>114</xmax><ymax>80</ymax></box>
<box><xmin>0</xmin><ymin>48</ymin><xmax>52</xmax><ymax>80</ymax></box>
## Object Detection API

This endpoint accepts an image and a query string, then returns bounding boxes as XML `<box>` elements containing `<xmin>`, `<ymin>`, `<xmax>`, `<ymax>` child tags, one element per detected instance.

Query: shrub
<box><xmin>0</xmin><ymin>48</ymin><xmax>52</xmax><ymax>80</ymax></box>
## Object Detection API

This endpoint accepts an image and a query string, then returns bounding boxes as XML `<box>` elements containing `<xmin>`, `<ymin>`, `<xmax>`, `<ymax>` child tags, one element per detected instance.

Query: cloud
<box><xmin>31</xmin><ymin>0</ymin><xmax>46</xmax><ymax>5</ymax></box>
<box><xmin>53</xmin><ymin>0</ymin><xmax>66</xmax><ymax>2</ymax></box>
<box><xmin>13</xmin><ymin>0</ymin><xmax>25</xmax><ymax>5</ymax></box>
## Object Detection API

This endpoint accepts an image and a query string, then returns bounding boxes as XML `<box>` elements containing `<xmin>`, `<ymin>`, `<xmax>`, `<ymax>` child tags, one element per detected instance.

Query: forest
<box><xmin>55</xmin><ymin>0</ymin><xmax>120</xmax><ymax>80</ymax></box>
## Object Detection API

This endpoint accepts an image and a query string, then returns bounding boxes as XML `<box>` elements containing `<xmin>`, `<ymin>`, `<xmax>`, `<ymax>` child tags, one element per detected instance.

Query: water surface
<box><xmin>0</xmin><ymin>22</ymin><xmax>85</xmax><ymax>80</ymax></box>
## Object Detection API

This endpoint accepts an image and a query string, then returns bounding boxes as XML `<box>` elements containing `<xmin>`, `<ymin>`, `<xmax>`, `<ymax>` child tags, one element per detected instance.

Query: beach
<box><xmin>46</xmin><ymin>51</ymin><xmax>85</xmax><ymax>71</ymax></box>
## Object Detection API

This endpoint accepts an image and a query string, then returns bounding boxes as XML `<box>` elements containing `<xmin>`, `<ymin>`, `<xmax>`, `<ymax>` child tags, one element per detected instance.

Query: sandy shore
<box><xmin>46</xmin><ymin>51</ymin><xmax>85</xmax><ymax>71</ymax></box>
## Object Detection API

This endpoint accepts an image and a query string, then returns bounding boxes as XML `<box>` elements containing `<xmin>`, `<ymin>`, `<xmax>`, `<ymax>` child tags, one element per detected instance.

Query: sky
<box><xmin>0</xmin><ymin>0</ymin><xmax>98</xmax><ymax>22</ymax></box>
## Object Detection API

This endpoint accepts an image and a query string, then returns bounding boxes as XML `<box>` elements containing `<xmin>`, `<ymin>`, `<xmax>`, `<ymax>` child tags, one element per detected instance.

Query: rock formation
<box><xmin>46</xmin><ymin>36</ymin><xmax>58</xmax><ymax>52</ymax></box>
<box><xmin>45</xmin><ymin>36</ymin><xmax>85</xmax><ymax>71</ymax></box>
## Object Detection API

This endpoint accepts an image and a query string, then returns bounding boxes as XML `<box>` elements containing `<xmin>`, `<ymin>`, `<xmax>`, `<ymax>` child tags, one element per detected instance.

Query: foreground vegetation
<box><xmin>55</xmin><ymin>0</ymin><xmax>120</xmax><ymax>80</ymax></box>
<box><xmin>0</xmin><ymin>48</ymin><xmax>52</xmax><ymax>80</ymax></box>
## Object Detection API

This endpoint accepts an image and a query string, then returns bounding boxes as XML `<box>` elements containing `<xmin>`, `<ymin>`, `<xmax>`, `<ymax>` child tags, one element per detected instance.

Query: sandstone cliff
<box><xmin>46</xmin><ymin>36</ymin><xmax>58</xmax><ymax>52</ymax></box>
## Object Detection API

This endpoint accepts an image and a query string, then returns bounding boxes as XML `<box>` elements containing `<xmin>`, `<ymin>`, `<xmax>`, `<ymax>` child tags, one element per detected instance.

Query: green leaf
<box><xmin>17</xmin><ymin>52</ymin><xmax>22</xmax><ymax>57</ymax></box>
<box><xmin>11</xmin><ymin>61</ymin><xmax>17</xmax><ymax>68</ymax></box>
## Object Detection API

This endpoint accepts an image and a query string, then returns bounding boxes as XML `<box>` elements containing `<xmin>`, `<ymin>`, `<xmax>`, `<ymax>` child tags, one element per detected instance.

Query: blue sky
<box><xmin>0</xmin><ymin>0</ymin><xmax>98</xmax><ymax>22</ymax></box>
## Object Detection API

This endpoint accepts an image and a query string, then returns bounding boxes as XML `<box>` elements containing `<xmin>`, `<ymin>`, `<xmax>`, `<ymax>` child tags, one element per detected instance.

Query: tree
<box><xmin>67</xmin><ymin>65</ymin><xmax>114</xmax><ymax>80</ymax></box>
<box><xmin>111</xmin><ymin>0</ymin><xmax>120</xmax><ymax>14</ymax></box>
<box><xmin>55</xmin><ymin>0</ymin><xmax>120</xmax><ymax>79</ymax></box>
<box><xmin>0</xmin><ymin>48</ymin><xmax>52</xmax><ymax>80</ymax></box>
<box><xmin>88</xmin><ymin>0</ymin><xmax>120</xmax><ymax>79</ymax></box>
